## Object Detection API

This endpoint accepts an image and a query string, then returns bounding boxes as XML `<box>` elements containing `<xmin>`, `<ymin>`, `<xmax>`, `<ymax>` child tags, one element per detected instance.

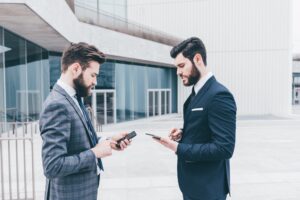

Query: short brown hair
<box><xmin>170</xmin><ymin>37</ymin><xmax>207</xmax><ymax>66</ymax></box>
<box><xmin>61</xmin><ymin>42</ymin><xmax>106</xmax><ymax>72</ymax></box>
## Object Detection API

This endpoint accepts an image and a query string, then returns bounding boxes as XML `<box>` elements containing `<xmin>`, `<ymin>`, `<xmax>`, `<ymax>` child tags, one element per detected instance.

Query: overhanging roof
<box><xmin>0</xmin><ymin>1</ymin><xmax>174</xmax><ymax>66</ymax></box>
<box><xmin>0</xmin><ymin>3</ymin><xmax>69</xmax><ymax>51</ymax></box>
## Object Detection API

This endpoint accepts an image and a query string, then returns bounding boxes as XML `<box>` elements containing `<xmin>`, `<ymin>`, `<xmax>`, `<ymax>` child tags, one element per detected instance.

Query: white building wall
<box><xmin>1</xmin><ymin>0</ymin><xmax>174</xmax><ymax>65</ymax></box>
<box><xmin>294</xmin><ymin>61</ymin><xmax>300</xmax><ymax>73</ymax></box>
<box><xmin>128</xmin><ymin>0</ymin><xmax>292</xmax><ymax>116</ymax></box>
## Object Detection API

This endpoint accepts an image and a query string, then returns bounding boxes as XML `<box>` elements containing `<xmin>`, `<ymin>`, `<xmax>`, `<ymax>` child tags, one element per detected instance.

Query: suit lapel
<box><xmin>185</xmin><ymin>76</ymin><xmax>216</xmax><ymax>119</ymax></box>
<box><xmin>53</xmin><ymin>84</ymin><xmax>95</xmax><ymax>147</ymax></box>
<box><xmin>183</xmin><ymin>94</ymin><xmax>193</xmax><ymax>121</ymax></box>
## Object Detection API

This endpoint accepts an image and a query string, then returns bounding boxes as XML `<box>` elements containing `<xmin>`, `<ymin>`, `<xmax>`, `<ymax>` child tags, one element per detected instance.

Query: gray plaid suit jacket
<box><xmin>40</xmin><ymin>84</ymin><xmax>101</xmax><ymax>200</ymax></box>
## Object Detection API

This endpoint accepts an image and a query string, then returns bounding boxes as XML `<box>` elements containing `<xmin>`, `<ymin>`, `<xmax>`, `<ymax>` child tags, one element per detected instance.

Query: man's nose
<box><xmin>177</xmin><ymin>68</ymin><xmax>182</xmax><ymax>76</ymax></box>
<box><xmin>93</xmin><ymin>78</ymin><xmax>97</xmax><ymax>85</ymax></box>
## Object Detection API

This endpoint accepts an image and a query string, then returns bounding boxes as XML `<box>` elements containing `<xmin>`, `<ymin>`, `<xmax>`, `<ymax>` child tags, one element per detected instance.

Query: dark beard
<box><xmin>187</xmin><ymin>63</ymin><xmax>201</xmax><ymax>86</ymax></box>
<box><xmin>73</xmin><ymin>73</ymin><xmax>90</xmax><ymax>97</ymax></box>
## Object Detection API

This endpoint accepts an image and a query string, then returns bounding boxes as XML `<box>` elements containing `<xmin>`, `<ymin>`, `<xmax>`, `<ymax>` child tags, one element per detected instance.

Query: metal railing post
<box><xmin>0</xmin><ymin>121</ymin><xmax>36</xmax><ymax>200</ymax></box>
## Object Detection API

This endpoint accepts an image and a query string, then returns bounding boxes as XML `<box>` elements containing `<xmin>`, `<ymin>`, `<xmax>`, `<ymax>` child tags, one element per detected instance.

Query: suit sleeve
<box><xmin>40</xmin><ymin>102</ymin><xmax>97</xmax><ymax>179</ymax></box>
<box><xmin>176</xmin><ymin>92</ymin><xmax>236</xmax><ymax>161</ymax></box>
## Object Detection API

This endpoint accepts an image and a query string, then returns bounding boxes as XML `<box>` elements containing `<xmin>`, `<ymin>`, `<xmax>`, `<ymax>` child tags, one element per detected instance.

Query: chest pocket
<box><xmin>188</xmin><ymin>107</ymin><xmax>206</xmax><ymax>119</ymax></box>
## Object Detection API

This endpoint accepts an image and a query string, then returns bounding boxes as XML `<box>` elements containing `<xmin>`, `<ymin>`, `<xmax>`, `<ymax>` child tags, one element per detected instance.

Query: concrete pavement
<box><xmin>96</xmin><ymin>111</ymin><xmax>300</xmax><ymax>200</ymax></box>
<box><xmin>2</xmin><ymin>108</ymin><xmax>300</xmax><ymax>200</ymax></box>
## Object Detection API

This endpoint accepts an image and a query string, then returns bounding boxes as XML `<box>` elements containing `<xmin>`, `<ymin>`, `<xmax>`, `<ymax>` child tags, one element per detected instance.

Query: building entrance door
<box><xmin>147</xmin><ymin>89</ymin><xmax>171</xmax><ymax>117</ymax></box>
<box><xmin>92</xmin><ymin>89</ymin><xmax>116</xmax><ymax>125</ymax></box>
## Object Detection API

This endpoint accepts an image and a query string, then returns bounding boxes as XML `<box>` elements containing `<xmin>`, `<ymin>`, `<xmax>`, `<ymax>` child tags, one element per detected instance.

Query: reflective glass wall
<box><xmin>0</xmin><ymin>27</ymin><xmax>50</xmax><ymax>122</ymax></box>
<box><xmin>0</xmin><ymin>26</ymin><xmax>176</xmax><ymax>124</ymax></box>
<box><xmin>49</xmin><ymin>59</ymin><xmax>177</xmax><ymax>124</ymax></box>
<box><xmin>115</xmin><ymin>61</ymin><xmax>177</xmax><ymax>122</ymax></box>
<box><xmin>49</xmin><ymin>52</ymin><xmax>61</xmax><ymax>89</ymax></box>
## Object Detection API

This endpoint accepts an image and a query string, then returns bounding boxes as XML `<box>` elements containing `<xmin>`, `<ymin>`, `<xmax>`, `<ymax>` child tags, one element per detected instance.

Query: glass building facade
<box><xmin>0</xmin><ymin>26</ymin><xmax>177</xmax><ymax>124</ymax></box>
<box><xmin>0</xmin><ymin>27</ymin><xmax>50</xmax><ymax>122</ymax></box>
<box><xmin>50</xmin><ymin>59</ymin><xmax>177</xmax><ymax>124</ymax></box>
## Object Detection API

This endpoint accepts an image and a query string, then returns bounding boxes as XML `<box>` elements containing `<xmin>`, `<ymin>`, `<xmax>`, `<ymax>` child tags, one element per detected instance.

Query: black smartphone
<box><xmin>116</xmin><ymin>131</ymin><xmax>137</xmax><ymax>148</ymax></box>
<box><xmin>145</xmin><ymin>133</ymin><xmax>161</xmax><ymax>140</ymax></box>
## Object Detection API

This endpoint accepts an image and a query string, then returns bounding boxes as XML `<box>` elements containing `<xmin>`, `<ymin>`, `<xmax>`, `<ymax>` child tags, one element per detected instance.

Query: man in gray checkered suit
<box><xmin>40</xmin><ymin>42</ymin><xmax>131</xmax><ymax>200</ymax></box>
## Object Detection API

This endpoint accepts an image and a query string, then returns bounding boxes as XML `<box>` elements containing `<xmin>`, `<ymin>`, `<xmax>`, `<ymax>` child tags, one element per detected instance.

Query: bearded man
<box><xmin>155</xmin><ymin>37</ymin><xmax>237</xmax><ymax>200</ymax></box>
<box><xmin>39</xmin><ymin>42</ymin><xmax>131</xmax><ymax>200</ymax></box>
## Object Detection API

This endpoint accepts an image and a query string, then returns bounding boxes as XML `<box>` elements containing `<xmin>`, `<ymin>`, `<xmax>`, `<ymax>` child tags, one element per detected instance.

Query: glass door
<box><xmin>92</xmin><ymin>89</ymin><xmax>116</xmax><ymax>125</ymax></box>
<box><xmin>147</xmin><ymin>89</ymin><xmax>171</xmax><ymax>117</ymax></box>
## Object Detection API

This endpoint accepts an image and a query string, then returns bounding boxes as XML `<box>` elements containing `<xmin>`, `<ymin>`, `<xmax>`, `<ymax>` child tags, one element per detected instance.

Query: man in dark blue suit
<box><xmin>156</xmin><ymin>37</ymin><xmax>236</xmax><ymax>200</ymax></box>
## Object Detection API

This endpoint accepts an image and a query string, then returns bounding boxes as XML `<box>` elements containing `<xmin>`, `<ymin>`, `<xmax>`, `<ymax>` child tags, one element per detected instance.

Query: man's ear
<box><xmin>193</xmin><ymin>53</ymin><xmax>204</xmax><ymax>68</ymax></box>
<box><xmin>70</xmin><ymin>62</ymin><xmax>82</xmax><ymax>77</ymax></box>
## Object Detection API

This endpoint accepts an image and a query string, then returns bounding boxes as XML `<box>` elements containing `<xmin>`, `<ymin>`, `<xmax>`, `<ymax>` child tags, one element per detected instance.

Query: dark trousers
<box><xmin>183</xmin><ymin>194</ymin><xmax>227</xmax><ymax>200</ymax></box>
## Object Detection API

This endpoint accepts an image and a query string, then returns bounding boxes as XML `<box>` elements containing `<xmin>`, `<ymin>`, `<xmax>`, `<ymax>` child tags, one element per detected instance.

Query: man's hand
<box><xmin>91</xmin><ymin>140</ymin><xmax>113</xmax><ymax>158</ymax></box>
<box><xmin>110</xmin><ymin>132</ymin><xmax>131</xmax><ymax>151</ymax></box>
<box><xmin>169</xmin><ymin>128</ymin><xmax>182</xmax><ymax>141</ymax></box>
<box><xmin>154</xmin><ymin>137</ymin><xmax>178</xmax><ymax>153</ymax></box>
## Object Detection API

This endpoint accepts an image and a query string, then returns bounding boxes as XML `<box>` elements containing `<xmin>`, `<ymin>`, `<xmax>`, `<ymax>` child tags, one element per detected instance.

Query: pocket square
<box><xmin>191</xmin><ymin>107</ymin><xmax>204</xmax><ymax>111</ymax></box>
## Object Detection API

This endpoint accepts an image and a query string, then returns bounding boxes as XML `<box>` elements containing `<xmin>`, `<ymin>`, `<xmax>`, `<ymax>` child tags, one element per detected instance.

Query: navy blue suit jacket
<box><xmin>176</xmin><ymin>76</ymin><xmax>236</xmax><ymax>200</ymax></box>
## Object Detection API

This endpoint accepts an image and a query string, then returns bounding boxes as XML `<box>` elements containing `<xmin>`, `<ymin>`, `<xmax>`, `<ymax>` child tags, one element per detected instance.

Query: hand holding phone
<box><xmin>145</xmin><ymin>133</ymin><xmax>161</xmax><ymax>140</ymax></box>
<box><xmin>116</xmin><ymin>131</ymin><xmax>137</xmax><ymax>148</ymax></box>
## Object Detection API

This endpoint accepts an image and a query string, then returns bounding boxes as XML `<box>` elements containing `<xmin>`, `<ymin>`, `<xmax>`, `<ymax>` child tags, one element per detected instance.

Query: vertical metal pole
<box><xmin>31</xmin><ymin>127</ymin><xmax>36</xmax><ymax>200</ymax></box>
<box><xmin>15</xmin><ymin>125</ymin><xmax>20</xmax><ymax>199</ymax></box>
<box><xmin>170</xmin><ymin>90</ymin><xmax>172</xmax><ymax>114</ymax></box>
<box><xmin>0</xmin><ymin>123</ymin><xmax>4</xmax><ymax>200</ymax></box>
<box><xmin>152</xmin><ymin>91</ymin><xmax>155</xmax><ymax>116</ymax></box>
<box><xmin>146</xmin><ymin>90</ymin><xmax>149</xmax><ymax>117</ymax></box>
<box><xmin>104</xmin><ymin>92</ymin><xmax>107</xmax><ymax>125</ymax></box>
<box><xmin>158</xmin><ymin>90</ymin><xmax>161</xmax><ymax>116</ymax></box>
<box><xmin>8</xmin><ymin>125</ymin><xmax>12</xmax><ymax>199</ymax></box>
<box><xmin>23</xmin><ymin>124</ymin><xmax>28</xmax><ymax>199</ymax></box>
<box><xmin>165</xmin><ymin>90</ymin><xmax>167</xmax><ymax>115</ymax></box>
<box><xmin>113</xmin><ymin>91</ymin><xmax>116</xmax><ymax>124</ymax></box>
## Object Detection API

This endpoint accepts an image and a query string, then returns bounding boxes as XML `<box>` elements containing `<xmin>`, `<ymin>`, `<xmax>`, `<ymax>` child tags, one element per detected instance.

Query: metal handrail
<box><xmin>0</xmin><ymin>121</ymin><xmax>36</xmax><ymax>200</ymax></box>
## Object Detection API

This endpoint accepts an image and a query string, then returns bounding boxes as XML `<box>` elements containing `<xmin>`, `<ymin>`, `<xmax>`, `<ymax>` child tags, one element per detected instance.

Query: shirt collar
<box><xmin>194</xmin><ymin>72</ymin><xmax>213</xmax><ymax>95</ymax></box>
<box><xmin>57</xmin><ymin>78</ymin><xmax>76</xmax><ymax>98</ymax></box>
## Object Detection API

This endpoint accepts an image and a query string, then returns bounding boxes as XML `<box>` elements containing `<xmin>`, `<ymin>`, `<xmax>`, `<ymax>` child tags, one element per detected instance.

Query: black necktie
<box><xmin>190</xmin><ymin>87</ymin><xmax>196</xmax><ymax>104</ymax></box>
<box><xmin>76</xmin><ymin>95</ymin><xmax>103</xmax><ymax>170</ymax></box>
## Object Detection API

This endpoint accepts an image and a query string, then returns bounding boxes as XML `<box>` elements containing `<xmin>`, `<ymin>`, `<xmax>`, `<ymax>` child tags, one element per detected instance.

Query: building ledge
<box><xmin>0</xmin><ymin>3</ymin><xmax>69</xmax><ymax>51</ymax></box>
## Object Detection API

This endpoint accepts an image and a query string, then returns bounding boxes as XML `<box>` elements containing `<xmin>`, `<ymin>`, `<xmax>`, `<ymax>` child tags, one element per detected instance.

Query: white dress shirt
<box><xmin>194</xmin><ymin>72</ymin><xmax>213</xmax><ymax>95</ymax></box>
<box><xmin>57</xmin><ymin>79</ymin><xmax>83</xmax><ymax>116</ymax></box>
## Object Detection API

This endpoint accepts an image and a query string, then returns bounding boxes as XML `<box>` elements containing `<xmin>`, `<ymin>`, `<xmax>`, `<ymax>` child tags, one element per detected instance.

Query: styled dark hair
<box><xmin>170</xmin><ymin>37</ymin><xmax>207</xmax><ymax>66</ymax></box>
<box><xmin>61</xmin><ymin>42</ymin><xmax>106</xmax><ymax>72</ymax></box>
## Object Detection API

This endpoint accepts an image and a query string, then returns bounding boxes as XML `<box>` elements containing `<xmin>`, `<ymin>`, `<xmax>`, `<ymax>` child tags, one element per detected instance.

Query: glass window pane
<box><xmin>4</xmin><ymin>30</ymin><xmax>26</xmax><ymax>122</ymax></box>
<box><xmin>106</xmin><ymin>92</ymin><xmax>114</xmax><ymax>124</ymax></box>
<box><xmin>166</xmin><ymin>91</ymin><xmax>170</xmax><ymax>114</ymax></box>
<box><xmin>97</xmin><ymin>61</ymin><xmax>115</xmax><ymax>89</ymax></box>
<box><xmin>132</xmin><ymin>64</ymin><xmax>146</xmax><ymax>120</ymax></box>
<box><xmin>0</xmin><ymin>27</ymin><xmax>5</xmax><ymax>122</ymax></box>
<box><xmin>42</xmin><ymin>50</ymin><xmax>50</xmax><ymax>101</ymax></box>
<box><xmin>155</xmin><ymin>91</ymin><xmax>159</xmax><ymax>116</ymax></box>
<box><xmin>115</xmin><ymin>62</ymin><xmax>126</xmax><ymax>122</ymax></box>
<box><xmin>149</xmin><ymin>91</ymin><xmax>153</xmax><ymax>117</ymax></box>
<box><xmin>96</xmin><ymin>93</ymin><xmax>105</xmax><ymax>125</ymax></box>
<box><xmin>27</xmin><ymin>41</ymin><xmax>42</xmax><ymax>121</ymax></box>
<box><xmin>161</xmin><ymin>91</ymin><xmax>165</xmax><ymax>115</ymax></box>
<box><xmin>49</xmin><ymin>52</ymin><xmax>61</xmax><ymax>89</ymax></box>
